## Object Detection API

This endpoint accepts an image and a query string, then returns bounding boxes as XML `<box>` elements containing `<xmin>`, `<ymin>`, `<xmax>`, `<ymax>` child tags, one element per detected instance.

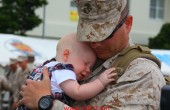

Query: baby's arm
<box><xmin>60</xmin><ymin>68</ymin><xmax>116</xmax><ymax>101</ymax></box>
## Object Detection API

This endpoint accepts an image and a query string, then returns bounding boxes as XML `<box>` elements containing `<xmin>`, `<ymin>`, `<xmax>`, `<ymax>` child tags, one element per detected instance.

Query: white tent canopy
<box><xmin>0</xmin><ymin>34</ymin><xmax>57</xmax><ymax>66</ymax></box>
<box><xmin>152</xmin><ymin>49</ymin><xmax>170</xmax><ymax>75</ymax></box>
<box><xmin>0</xmin><ymin>34</ymin><xmax>170</xmax><ymax>75</ymax></box>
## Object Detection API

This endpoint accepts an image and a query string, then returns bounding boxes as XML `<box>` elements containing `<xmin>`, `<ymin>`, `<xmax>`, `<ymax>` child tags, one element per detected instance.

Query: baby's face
<box><xmin>72</xmin><ymin>52</ymin><xmax>96</xmax><ymax>81</ymax></box>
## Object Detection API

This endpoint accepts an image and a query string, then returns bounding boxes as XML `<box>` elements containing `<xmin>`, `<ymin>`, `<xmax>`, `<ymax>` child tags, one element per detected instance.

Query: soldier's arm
<box><xmin>20</xmin><ymin>67</ymin><xmax>74</xmax><ymax>110</ymax></box>
<box><xmin>1</xmin><ymin>75</ymin><xmax>12</xmax><ymax>91</ymax></box>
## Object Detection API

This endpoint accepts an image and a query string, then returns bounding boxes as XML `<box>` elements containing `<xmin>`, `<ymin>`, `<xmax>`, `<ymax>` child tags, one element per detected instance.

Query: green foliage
<box><xmin>148</xmin><ymin>23</ymin><xmax>170</xmax><ymax>49</ymax></box>
<box><xmin>0</xmin><ymin>0</ymin><xmax>48</xmax><ymax>35</ymax></box>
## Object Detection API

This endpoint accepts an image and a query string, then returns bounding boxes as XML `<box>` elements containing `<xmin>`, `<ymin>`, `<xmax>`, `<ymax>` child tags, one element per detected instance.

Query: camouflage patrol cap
<box><xmin>74</xmin><ymin>0</ymin><xmax>127</xmax><ymax>42</ymax></box>
<box><xmin>27</xmin><ymin>53</ymin><xmax>35</xmax><ymax>59</ymax></box>
<box><xmin>9</xmin><ymin>58</ymin><xmax>17</xmax><ymax>64</ymax></box>
<box><xmin>17</xmin><ymin>55</ymin><xmax>28</xmax><ymax>62</ymax></box>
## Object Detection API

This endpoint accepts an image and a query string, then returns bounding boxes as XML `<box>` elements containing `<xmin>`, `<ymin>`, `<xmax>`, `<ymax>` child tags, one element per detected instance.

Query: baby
<box><xmin>17</xmin><ymin>32</ymin><xmax>116</xmax><ymax>109</ymax></box>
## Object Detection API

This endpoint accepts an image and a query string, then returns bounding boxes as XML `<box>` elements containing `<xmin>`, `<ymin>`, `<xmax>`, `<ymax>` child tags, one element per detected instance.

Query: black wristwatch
<box><xmin>38</xmin><ymin>95</ymin><xmax>53</xmax><ymax>110</ymax></box>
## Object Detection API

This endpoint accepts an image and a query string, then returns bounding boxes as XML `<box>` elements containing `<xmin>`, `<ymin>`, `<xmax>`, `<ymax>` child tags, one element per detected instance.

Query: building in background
<box><xmin>26</xmin><ymin>0</ymin><xmax>170</xmax><ymax>45</ymax></box>
<box><xmin>129</xmin><ymin>0</ymin><xmax>170</xmax><ymax>45</ymax></box>
<box><xmin>26</xmin><ymin>0</ymin><xmax>78</xmax><ymax>40</ymax></box>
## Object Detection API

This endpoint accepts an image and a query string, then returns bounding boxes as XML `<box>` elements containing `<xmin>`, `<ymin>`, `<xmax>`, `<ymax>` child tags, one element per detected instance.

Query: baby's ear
<box><xmin>63</xmin><ymin>49</ymin><xmax>70</xmax><ymax>61</ymax></box>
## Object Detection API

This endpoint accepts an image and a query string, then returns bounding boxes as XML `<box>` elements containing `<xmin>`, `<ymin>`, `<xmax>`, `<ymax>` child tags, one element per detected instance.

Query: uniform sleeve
<box><xmin>1</xmin><ymin>75</ymin><xmax>12</xmax><ymax>91</ymax></box>
<box><xmin>51</xmin><ymin>100</ymin><xmax>74</xmax><ymax>110</ymax></box>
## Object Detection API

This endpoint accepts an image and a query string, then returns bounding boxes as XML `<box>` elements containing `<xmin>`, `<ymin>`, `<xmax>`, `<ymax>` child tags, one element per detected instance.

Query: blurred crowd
<box><xmin>0</xmin><ymin>54</ymin><xmax>35</xmax><ymax>110</ymax></box>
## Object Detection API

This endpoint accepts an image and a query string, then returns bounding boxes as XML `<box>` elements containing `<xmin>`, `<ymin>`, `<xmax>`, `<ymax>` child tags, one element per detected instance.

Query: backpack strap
<box><xmin>111</xmin><ymin>45</ymin><xmax>161</xmax><ymax>81</ymax></box>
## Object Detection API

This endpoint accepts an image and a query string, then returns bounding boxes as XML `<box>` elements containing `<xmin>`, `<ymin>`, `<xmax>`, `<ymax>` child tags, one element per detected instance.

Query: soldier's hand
<box><xmin>19</xmin><ymin>67</ymin><xmax>51</xmax><ymax>110</ymax></box>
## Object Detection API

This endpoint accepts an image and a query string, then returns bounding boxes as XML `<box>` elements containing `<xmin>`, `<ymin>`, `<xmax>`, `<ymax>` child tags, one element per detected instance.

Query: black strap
<box><xmin>111</xmin><ymin>45</ymin><xmax>161</xmax><ymax>81</ymax></box>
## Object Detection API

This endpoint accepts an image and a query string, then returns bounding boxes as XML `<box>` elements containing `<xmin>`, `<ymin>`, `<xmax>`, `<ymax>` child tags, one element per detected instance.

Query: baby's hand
<box><xmin>98</xmin><ymin>67</ymin><xmax>117</xmax><ymax>86</ymax></box>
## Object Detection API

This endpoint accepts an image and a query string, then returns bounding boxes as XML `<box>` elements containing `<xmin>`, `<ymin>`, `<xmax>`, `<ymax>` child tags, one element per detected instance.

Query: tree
<box><xmin>0</xmin><ymin>0</ymin><xmax>48</xmax><ymax>35</ymax></box>
<box><xmin>148</xmin><ymin>23</ymin><xmax>170</xmax><ymax>49</ymax></box>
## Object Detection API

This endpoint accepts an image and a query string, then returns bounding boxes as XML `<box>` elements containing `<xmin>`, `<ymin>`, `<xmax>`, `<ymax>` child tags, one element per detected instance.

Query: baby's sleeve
<box><xmin>51</xmin><ymin>69</ymin><xmax>77</xmax><ymax>85</ymax></box>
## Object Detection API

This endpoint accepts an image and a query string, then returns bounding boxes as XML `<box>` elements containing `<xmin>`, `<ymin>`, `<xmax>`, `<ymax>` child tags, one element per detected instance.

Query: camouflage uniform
<box><xmin>15</xmin><ymin>56</ymin><xmax>31</xmax><ymax>103</ymax></box>
<box><xmin>27</xmin><ymin>54</ymin><xmax>35</xmax><ymax>72</ymax></box>
<box><xmin>0</xmin><ymin>75</ymin><xmax>12</xmax><ymax>110</ymax></box>
<box><xmin>0</xmin><ymin>75</ymin><xmax>11</xmax><ymax>92</ymax></box>
<box><xmin>76</xmin><ymin>57</ymin><xmax>166</xmax><ymax>109</ymax></box>
<box><xmin>9</xmin><ymin>68</ymin><xmax>22</xmax><ymax>103</ymax></box>
<box><xmin>27</xmin><ymin>63</ymin><xmax>35</xmax><ymax>73</ymax></box>
<box><xmin>13</xmin><ymin>67</ymin><xmax>30</xmax><ymax>106</ymax></box>
<box><xmin>5</xmin><ymin>58</ymin><xmax>21</xmax><ymax>102</ymax></box>
<box><xmin>49</xmin><ymin>0</ymin><xmax>166</xmax><ymax>109</ymax></box>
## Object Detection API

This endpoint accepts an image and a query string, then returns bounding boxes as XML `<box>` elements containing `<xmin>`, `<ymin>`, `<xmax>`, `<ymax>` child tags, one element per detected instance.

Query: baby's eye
<box><xmin>87</xmin><ymin>65</ymin><xmax>93</xmax><ymax>72</ymax></box>
<box><xmin>84</xmin><ymin>61</ymin><xmax>89</xmax><ymax>66</ymax></box>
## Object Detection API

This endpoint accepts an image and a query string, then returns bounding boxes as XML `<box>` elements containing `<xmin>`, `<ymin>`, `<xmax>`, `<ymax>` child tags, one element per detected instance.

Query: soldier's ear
<box><xmin>63</xmin><ymin>49</ymin><xmax>70</xmax><ymax>61</ymax></box>
<box><xmin>125</xmin><ymin>15</ymin><xmax>133</xmax><ymax>34</ymax></box>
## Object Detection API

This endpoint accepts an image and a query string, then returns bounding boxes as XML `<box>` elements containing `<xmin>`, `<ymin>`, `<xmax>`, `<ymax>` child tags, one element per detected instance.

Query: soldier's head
<box><xmin>74</xmin><ymin>0</ymin><xmax>133</xmax><ymax>60</ymax></box>
<box><xmin>9</xmin><ymin>58</ymin><xmax>18</xmax><ymax>71</ymax></box>
<box><xmin>27</xmin><ymin>54</ymin><xmax>35</xmax><ymax>64</ymax></box>
<box><xmin>17</xmin><ymin>55</ymin><xmax>28</xmax><ymax>71</ymax></box>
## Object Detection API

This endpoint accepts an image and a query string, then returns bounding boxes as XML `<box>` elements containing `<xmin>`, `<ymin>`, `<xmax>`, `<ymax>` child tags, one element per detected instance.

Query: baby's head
<box><xmin>56</xmin><ymin>32</ymin><xmax>96</xmax><ymax>81</ymax></box>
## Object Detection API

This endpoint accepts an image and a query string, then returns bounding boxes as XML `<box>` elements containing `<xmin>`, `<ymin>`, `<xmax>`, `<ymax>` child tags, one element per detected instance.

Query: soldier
<box><xmin>17</xmin><ymin>55</ymin><xmax>31</xmax><ymax>86</ymax></box>
<box><xmin>19</xmin><ymin>0</ymin><xmax>166</xmax><ymax>110</ymax></box>
<box><xmin>14</xmin><ymin>55</ymin><xmax>31</xmax><ymax>109</ymax></box>
<box><xmin>0</xmin><ymin>75</ymin><xmax>11</xmax><ymax>110</ymax></box>
<box><xmin>6</xmin><ymin>58</ymin><xmax>20</xmax><ymax>83</ymax></box>
<box><xmin>5</xmin><ymin>58</ymin><xmax>21</xmax><ymax>110</ymax></box>
<box><xmin>26</xmin><ymin>54</ymin><xmax>35</xmax><ymax>72</ymax></box>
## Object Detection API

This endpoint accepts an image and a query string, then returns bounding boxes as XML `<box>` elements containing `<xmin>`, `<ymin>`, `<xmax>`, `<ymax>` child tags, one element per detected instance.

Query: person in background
<box><xmin>17</xmin><ymin>55</ymin><xmax>31</xmax><ymax>86</ymax></box>
<box><xmin>26</xmin><ymin>54</ymin><xmax>35</xmax><ymax>72</ymax></box>
<box><xmin>19</xmin><ymin>0</ymin><xmax>166</xmax><ymax>110</ymax></box>
<box><xmin>17</xmin><ymin>32</ymin><xmax>117</xmax><ymax>110</ymax></box>
<box><xmin>5</xmin><ymin>58</ymin><xmax>20</xmax><ymax>110</ymax></box>
<box><xmin>0</xmin><ymin>75</ymin><xmax>11</xmax><ymax>110</ymax></box>
<box><xmin>6</xmin><ymin>58</ymin><xmax>19</xmax><ymax>78</ymax></box>
<box><xmin>14</xmin><ymin>56</ymin><xmax>30</xmax><ymax>110</ymax></box>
